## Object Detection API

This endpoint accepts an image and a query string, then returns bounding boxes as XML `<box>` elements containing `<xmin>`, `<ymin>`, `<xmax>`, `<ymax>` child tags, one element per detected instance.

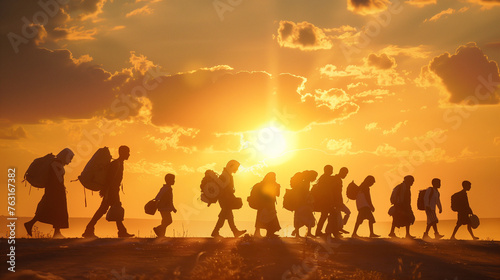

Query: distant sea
<box><xmin>2</xmin><ymin>216</ymin><xmax>499</xmax><ymax>240</ymax></box>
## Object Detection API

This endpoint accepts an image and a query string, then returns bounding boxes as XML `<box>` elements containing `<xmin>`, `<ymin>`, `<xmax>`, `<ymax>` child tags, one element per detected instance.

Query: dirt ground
<box><xmin>2</xmin><ymin>237</ymin><xmax>500</xmax><ymax>280</ymax></box>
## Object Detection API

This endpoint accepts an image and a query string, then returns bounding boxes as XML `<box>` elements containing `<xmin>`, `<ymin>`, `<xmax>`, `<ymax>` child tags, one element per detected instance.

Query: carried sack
<box><xmin>469</xmin><ymin>214</ymin><xmax>480</xmax><ymax>229</ymax></box>
<box><xmin>106</xmin><ymin>203</ymin><xmax>125</xmax><ymax>222</ymax></box>
<box><xmin>390</xmin><ymin>185</ymin><xmax>401</xmax><ymax>205</ymax></box>
<box><xmin>144</xmin><ymin>199</ymin><xmax>158</xmax><ymax>215</ymax></box>
<box><xmin>283</xmin><ymin>188</ymin><xmax>299</xmax><ymax>211</ymax></box>
<box><xmin>24</xmin><ymin>153</ymin><xmax>56</xmax><ymax>188</ymax></box>
<box><xmin>417</xmin><ymin>188</ymin><xmax>434</xmax><ymax>211</ymax></box>
<box><xmin>450</xmin><ymin>192</ymin><xmax>461</xmax><ymax>212</ymax></box>
<box><xmin>78</xmin><ymin>147</ymin><xmax>112</xmax><ymax>192</ymax></box>
<box><xmin>200</xmin><ymin>170</ymin><xmax>220</xmax><ymax>206</ymax></box>
<box><xmin>230</xmin><ymin>196</ymin><xmax>243</xmax><ymax>210</ymax></box>
<box><xmin>346</xmin><ymin>181</ymin><xmax>359</xmax><ymax>200</ymax></box>
<box><xmin>248</xmin><ymin>183</ymin><xmax>263</xmax><ymax>210</ymax></box>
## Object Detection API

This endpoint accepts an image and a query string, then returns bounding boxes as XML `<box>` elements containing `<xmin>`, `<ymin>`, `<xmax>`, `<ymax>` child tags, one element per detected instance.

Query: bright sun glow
<box><xmin>254</xmin><ymin>126</ymin><xmax>288</xmax><ymax>159</ymax></box>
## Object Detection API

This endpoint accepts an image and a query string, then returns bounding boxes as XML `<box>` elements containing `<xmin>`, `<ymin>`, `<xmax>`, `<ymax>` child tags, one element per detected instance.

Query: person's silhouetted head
<box><xmin>462</xmin><ymin>180</ymin><xmax>471</xmax><ymax>191</ymax></box>
<box><xmin>118</xmin><ymin>146</ymin><xmax>130</xmax><ymax>161</ymax></box>
<box><xmin>263</xmin><ymin>172</ymin><xmax>276</xmax><ymax>183</ymax></box>
<box><xmin>56</xmin><ymin>148</ymin><xmax>74</xmax><ymax>165</ymax></box>
<box><xmin>339</xmin><ymin>167</ymin><xmax>349</xmax><ymax>179</ymax></box>
<box><xmin>363</xmin><ymin>175</ymin><xmax>376</xmax><ymax>187</ymax></box>
<box><xmin>403</xmin><ymin>175</ymin><xmax>414</xmax><ymax>187</ymax></box>
<box><xmin>432</xmin><ymin>178</ymin><xmax>441</xmax><ymax>189</ymax></box>
<box><xmin>226</xmin><ymin>160</ymin><xmax>240</xmax><ymax>174</ymax></box>
<box><xmin>324</xmin><ymin>165</ymin><xmax>333</xmax><ymax>176</ymax></box>
<box><xmin>165</xmin><ymin>173</ymin><xmax>175</xmax><ymax>185</ymax></box>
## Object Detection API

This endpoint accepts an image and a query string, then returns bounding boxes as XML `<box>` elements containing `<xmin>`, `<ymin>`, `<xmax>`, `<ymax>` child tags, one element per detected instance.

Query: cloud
<box><xmin>53</xmin><ymin>26</ymin><xmax>98</xmax><ymax>41</ymax></box>
<box><xmin>0</xmin><ymin>126</ymin><xmax>27</xmax><ymax>140</ymax></box>
<box><xmin>406</xmin><ymin>0</ymin><xmax>436</xmax><ymax>7</ymax></box>
<box><xmin>275</xmin><ymin>21</ymin><xmax>332</xmax><ymax>51</ymax></box>
<box><xmin>379</xmin><ymin>45</ymin><xmax>430</xmax><ymax>59</ymax></box>
<box><xmin>126</xmin><ymin>5</ymin><xmax>154</xmax><ymax>17</ymax></box>
<box><xmin>142</xmin><ymin>68</ymin><xmax>354</xmax><ymax>134</ymax></box>
<box><xmin>347</xmin><ymin>0</ymin><xmax>390</xmax><ymax>15</ymax></box>
<box><xmin>0</xmin><ymin>1</ymin><xmax>107</xmax><ymax>48</ymax></box>
<box><xmin>0</xmin><ymin>45</ymin><xmax>131</xmax><ymax>123</ymax></box>
<box><xmin>365</xmin><ymin>122</ymin><xmax>379</xmax><ymax>131</ymax></box>
<box><xmin>485</xmin><ymin>42</ymin><xmax>500</xmax><ymax>50</ymax></box>
<box><xmin>423</xmin><ymin>42</ymin><xmax>500</xmax><ymax>105</ymax></box>
<box><xmin>320</xmin><ymin>53</ymin><xmax>404</xmax><ymax>86</ymax></box>
<box><xmin>366</xmin><ymin>53</ymin><xmax>396</xmax><ymax>70</ymax></box>
<box><xmin>467</xmin><ymin>0</ymin><xmax>500</xmax><ymax>9</ymax></box>
<box><xmin>424</xmin><ymin>7</ymin><xmax>469</xmax><ymax>23</ymax></box>
<box><xmin>146</xmin><ymin>127</ymin><xmax>199</xmax><ymax>153</ymax></box>
<box><xmin>127</xmin><ymin>159</ymin><xmax>177</xmax><ymax>176</ymax></box>
<box><xmin>383</xmin><ymin>120</ymin><xmax>408</xmax><ymax>135</ymax></box>
<box><xmin>326</xmin><ymin>139</ymin><xmax>353</xmax><ymax>155</ymax></box>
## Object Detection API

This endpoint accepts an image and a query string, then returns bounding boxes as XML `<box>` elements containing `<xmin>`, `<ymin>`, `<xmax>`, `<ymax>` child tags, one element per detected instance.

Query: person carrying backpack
<box><xmin>352</xmin><ymin>176</ymin><xmax>379</xmax><ymax>238</ymax></box>
<box><xmin>325</xmin><ymin>167</ymin><xmax>350</xmax><ymax>239</ymax></box>
<box><xmin>450</xmin><ymin>181</ymin><xmax>479</xmax><ymax>240</ymax></box>
<box><xmin>24</xmin><ymin>148</ymin><xmax>74</xmax><ymax>239</ymax></box>
<box><xmin>388</xmin><ymin>175</ymin><xmax>416</xmax><ymax>239</ymax></box>
<box><xmin>152</xmin><ymin>174</ymin><xmax>177</xmax><ymax>237</ymax></box>
<box><xmin>253</xmin><ymin>172</ymin><xmax>281</xmax><ymax>238</ymax></box>
<box><xmin>422</xmin><ymin>178</ymin><xmax>444</xmax><ymax>240</ymax></box>
<box><xmin>211</xmin><ymin>160</ymin><xmax>246</xmax><ymax>238</ymax></box>
<box><xmin>82</xmin><ymin>146</ymin><xmax>134</xmax><ymax>238</ymax></box>
<box><xmin>292</xmin><ymin>171</ymin><xmax>317</xmax><ymax>238</ymax></box>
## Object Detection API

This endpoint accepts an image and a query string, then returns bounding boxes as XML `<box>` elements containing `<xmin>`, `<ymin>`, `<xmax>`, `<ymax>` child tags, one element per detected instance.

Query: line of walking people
<box><xmin>23</xmin><ymin>147</ymin><xmax>479</xmax><ymax>240</ymax></box>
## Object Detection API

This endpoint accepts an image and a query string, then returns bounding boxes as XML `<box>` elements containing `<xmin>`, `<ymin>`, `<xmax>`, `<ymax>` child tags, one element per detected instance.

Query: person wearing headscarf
<box><xmin>25</xmin><ymin>148</ymin><xmax>74</xmax><ymax>238</ymax></box>
<box><xmin>253</xmin><ymin>172</ymin><xmax>281</xmax><ymax>237</ymax></box>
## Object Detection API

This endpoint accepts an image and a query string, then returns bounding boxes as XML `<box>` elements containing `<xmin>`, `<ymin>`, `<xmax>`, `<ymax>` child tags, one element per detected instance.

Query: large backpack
<box><xmin>200</xmin><ymin>170</ymin><xmax>220</xmax><ymax>206</ymax></box>
<box><xmin>390</xmin><ymin>184</ymin><xmax>401</xmax><ymax>205</ymax></box>
<box><xmin>247</xmin><ymin>183</ymin><xmax>263</xmax><ymax>210</ymax></box>
<box><xmin>451</xmin><ymin>192</ymin><xmax>462</xmax><ymax>212</ymax></box>
<box><xmin>417</xmin><ymin>188</ymin><xmax>433</xmax><ymax>211</ymax></box>
<box><xmin>78</xmin><ymin>147</ymin><xmax>112</xmax><ymax>192</ymax></box>
<box><xmin>346</xmin><ymin>181</ymin><xmax>359</xmax><ymax>200</ymax></box>
<box><xmin>24</xmin><ymin>153</ymin><xmax>56</xmax><ymax>189</ymax></box>
<box><xmin>283</xmin><ymin>188</ymin><xmax>299</xmax><ymax>211</ymax></box>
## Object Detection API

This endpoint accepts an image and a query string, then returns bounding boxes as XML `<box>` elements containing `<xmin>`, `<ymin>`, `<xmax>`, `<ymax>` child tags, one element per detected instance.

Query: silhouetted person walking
<box><xmin>314</xmin><ymin>165</ymin><xmax>334</xmax><ymax>237</ymax></box>
<box><xmin>211</xmin><ymin>160</ymin><xmax>246</xmax><ymax>238</ymax></box>
<box><xmin>389</xmin><ymin>175</ymin><xmax>415</xmax><ymax>239</ymax></box>
<box><xmin>83</xmin><ymin>146</ymin><xmax>134</xmax><ymax>238</ymax></box>
<box><xmin>450</xmin><ymin>181</ymin><xmax>478</xmax><ymax>240</ymax></box>
<box><xmin>25</xmin><ymin>148</ymin><xmax>74</xmax><ymax>239</ymax></box>
<box><xmin>253</xmin><ymin>172</ymin><xmax>281</xmax><ymax>238</ymax></box>
<box><xmin>153</xmin><ymin>174</ymin><xmax>177</xmax><ymax>237</ymax></box>
<box><xmin>423</xmin><ymin>178</ymin><xmax>444</xmax><ymax>240</ymax></box>
<box><xmin>352</xmin><ymin>176</ymin><xmax>379</xmax><ymax>238</ymax></box>
<box><xmin>325</xmin><ymin>167</ymin><xmax>350</xmax><ymax>239</ymax></box>
<box><xmin>292</xmin><ymin>171</ymin><xmax>317</xmax><ymax>238</ymax></box>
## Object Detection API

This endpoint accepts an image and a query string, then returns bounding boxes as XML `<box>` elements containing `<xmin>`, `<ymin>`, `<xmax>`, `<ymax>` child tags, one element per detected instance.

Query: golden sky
<box><xmin>1</xmin><ymin>0</ymin><xmax>500</xmax><ymax>227</ymax></box>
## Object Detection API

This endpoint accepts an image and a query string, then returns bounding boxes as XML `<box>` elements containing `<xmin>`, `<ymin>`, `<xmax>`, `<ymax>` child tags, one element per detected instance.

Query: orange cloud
<box><xmin>0</xmin><ymin>125</ymin><xmax>27</xmax><ymax>140</ymax></box>
<box><xmin>405</xmin><ymin>0</ymin><xmax>436</xmax><ymax>7</ymax></box>
<box><xmin>126</xmin><ymin>5</ymin><xmax>154</xmax><ymax>17</ymax></box>
<box><xmin>424</xmin><ymin>42</ymin><xmax>500</xmax><ymax>105</ymax></box>
<box><xmin>0</xmin><ymin>45</ymin><xmax>130</xmax><ymax>123</ymax></box>
<box><xmin>320</xmin><ymin>53</ymin><xmax>404</xmax><ymax>86</ymax></box>
<box><xmin>467</xmin><ymin>0</ymin><xmax>500</xmax><ymax>9</ymax></box>
<box><xmin>143</xmin><ymin>69</ymin><xmax>350</xmax><ymax>133</ymax></box>
<box><xmin>275</xmin><ymin>21</ymin><xmax>332</xmax><ymax>51</ymax></box>
<box><xmin>366</xmin><ymin>53</ymin><xmax>396</xmax><ymax>70</ymax></box>
<box><xmin>424</xmin><ymin>7</ymin><xmax>469</xmax><ymax>23</ymax></box>
<box><xmin>347</xmin><ymin>0</ymin><xmax>390</xmax><ymax>15</ymax></box>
